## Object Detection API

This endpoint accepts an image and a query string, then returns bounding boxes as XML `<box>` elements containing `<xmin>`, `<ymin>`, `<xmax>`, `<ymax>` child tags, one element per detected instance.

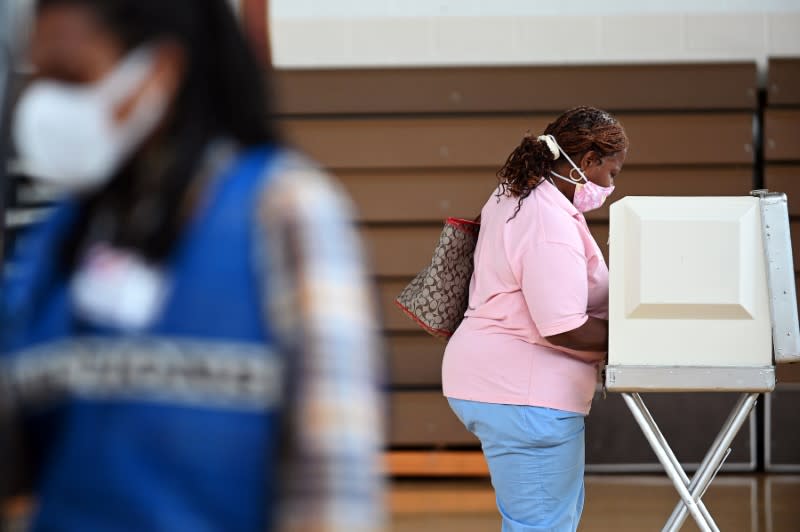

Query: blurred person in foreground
<box><xmin>443</xmin><ymin>107</ymin><xmax>628</xmax><ymax>531</ymax></box>
<box><xmin>0</xmin><ymin>1</ymin><xmax>385</xmax><ymax>531</ymax></box>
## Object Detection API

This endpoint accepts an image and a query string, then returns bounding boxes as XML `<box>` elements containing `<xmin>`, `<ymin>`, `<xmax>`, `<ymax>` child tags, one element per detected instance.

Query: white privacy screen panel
<box><xmin>608</xmin><ymin>196</ymin><xmax>772</xmax><ymax>367</ymax></box>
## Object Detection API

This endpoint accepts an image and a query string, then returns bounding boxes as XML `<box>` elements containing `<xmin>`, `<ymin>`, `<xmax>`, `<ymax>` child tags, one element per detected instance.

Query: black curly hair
<box><xmin>497</xmin><ymin>106</ymin><xmax>628</xmax><ymax>220</ymax></box>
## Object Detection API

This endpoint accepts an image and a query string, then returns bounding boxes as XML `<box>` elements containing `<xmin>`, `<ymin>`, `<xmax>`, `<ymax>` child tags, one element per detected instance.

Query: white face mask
<box><xmin>12</xmin><ymin>47</ymin><xmax>168</xmax><ymax>193</ymax></box>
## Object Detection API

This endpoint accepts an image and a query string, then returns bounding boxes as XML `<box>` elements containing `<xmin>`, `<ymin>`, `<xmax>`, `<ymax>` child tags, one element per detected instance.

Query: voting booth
<box><xmin>606</xmin><ymin>191</ymin><xmax>799</xmax><ymax>532</ymax></box>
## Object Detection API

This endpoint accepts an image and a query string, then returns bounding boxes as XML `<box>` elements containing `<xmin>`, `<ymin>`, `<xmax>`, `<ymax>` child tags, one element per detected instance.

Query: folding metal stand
<box><xmin>622</xmin><ymin>392</ymin><xmax>758</xmax><ymax>532</ymax></box>
<box><xmin>605</xmin><ymin>190</ymin><xmax>800</xmax><ymax>532</ymax></box>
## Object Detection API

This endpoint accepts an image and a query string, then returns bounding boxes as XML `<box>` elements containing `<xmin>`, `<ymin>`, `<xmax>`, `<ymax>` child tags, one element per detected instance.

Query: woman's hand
<box><xmin>545</xmin><ymin>316</ymin><xmax>608</xmax><ymax>356</ymax></box>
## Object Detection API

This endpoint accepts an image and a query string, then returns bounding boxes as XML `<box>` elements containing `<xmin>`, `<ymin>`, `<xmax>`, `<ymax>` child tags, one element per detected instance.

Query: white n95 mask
<box><xmin>12</xmin><ymin>46</ymin><xmax>168</xmax><ymax>193</ymax></box>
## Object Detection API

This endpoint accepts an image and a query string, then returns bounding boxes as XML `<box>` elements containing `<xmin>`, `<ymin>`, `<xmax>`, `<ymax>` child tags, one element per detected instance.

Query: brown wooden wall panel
<box><xmin>589</xmin><ymin>168</ymin><xmax>754</xmax><ymax>221</ymax></box>
<box><xmin>275</xmin><ymin>63</ymin><xmax>756</xmax><ymax>115</ymax></box>
<box><xmin>283</xmin><ymin>113</ymin><xmax>754</xmax><ymax>170</ymax></box>
<box><xmin>340</xmin><ymin>167</ymin><xmax>754</xmax><ymax>223</ymax></box>
<box><xmin>389</xmin><ymin>392</ymin><xmax>756</xmax><ymax>462</ymax></box>
<box><xmin>365</xmin><ymin>224</ymin><xmax>609</xmax><ymax>277</ymax></box>
<box><xmin>389</xmin><ymin>391</ymin><xmax>476</xmax><ymax>446</ymax></box>
<box><xmin>274</xmin><ymin>63</ymin><xmax>770</xmax><ymax>459</ymax></box>
<box><xmin>587</xmin><ymin>392</ymin><xmax>753</xmax><ymax>467</ymax></box>
<box><xmin>765</xmin><ymin>109</ymin><xmax>800</xmax><ymax>161</ymax></box>
<box><xmin>283</xmin><ymin>116</ymin><xmax>546</xmax><ymax>169</ymax></box>
<box><xmin>387</xmin><ymin>335</ymin><xmax>446</xmax><ymax>386</ymax></box>
<box><xmin>363</xmin><ymin>226</ymin><xmax>442</xmax><ymax>278</ymax></box>
<box><xmin>621</xmin><ymin>114</ymin><xmax>753</xmax><ymax>166</ymax></box>
<box><xmin>767</xmin><ymin>386</ymin><xmax>800</xmax><ymax>469</ymax></box>
<box><xmin>380</xmin><ymin>280</ymin><xmax>417</xmax><ymax>332</ymax></box>
<box><xmin>793</xmin><ymin>222</ymin><xmax>800</xmax><ymax>272</ymax></box>
<box><xmin>777</xmin><ymin>349</ymin><xmax>800</xmax><ymax>382</ymax></box>
<box><xmin>339</xmin><ymin>169</ymin><xmax>495</xmax><ymax>223</ymax></box>
<box><xmin>768</xmin><ymin>58</ymin><xmax>800</xmax><ymax>106</ymax></box>
<box><xmin>591</xmin><ymin>225</ymin><xmax>610</xmax><ymax>260</ymax></box>
<box><xmin>777</xmin><ymin>273</ymin><xmax>800</xmax><ymax>382</ymax></box>
<box><xmin>764</xmin><ymin>166</ymin><xmax>800</xmax><ymax>216</ymax></box>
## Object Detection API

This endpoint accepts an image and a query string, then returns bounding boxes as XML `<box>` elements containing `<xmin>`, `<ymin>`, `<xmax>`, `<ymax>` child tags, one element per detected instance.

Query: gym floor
<box><xmin>5</xmin><ymin>474</ymin><xmax>799</xmax><ymax>531</ymax></box>
<box><xmin>390</xmin><ymin>474</ymin><xmax>800</xmax><ymax>531</ymax></box>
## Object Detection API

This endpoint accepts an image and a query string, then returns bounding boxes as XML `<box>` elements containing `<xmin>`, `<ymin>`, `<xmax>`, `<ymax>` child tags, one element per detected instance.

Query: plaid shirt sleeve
<box><xmin>255</xmin><ymin>153</ymin><xmax>386</xmax><ymax>532</ymax></box>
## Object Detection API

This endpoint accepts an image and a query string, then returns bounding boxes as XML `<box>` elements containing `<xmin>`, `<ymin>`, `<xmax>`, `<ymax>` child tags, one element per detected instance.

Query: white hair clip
<box><xmin>537</xmin><ymin>134</ymin><xmax>560</xmax><ymax>161</ymax></box>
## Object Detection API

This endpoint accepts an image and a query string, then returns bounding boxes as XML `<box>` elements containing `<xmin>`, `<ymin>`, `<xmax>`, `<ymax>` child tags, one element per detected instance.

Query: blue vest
<box><xmin>3</xmin><ymin>146</ymin><xmax>285</xmax><ymax>531</ymax></box>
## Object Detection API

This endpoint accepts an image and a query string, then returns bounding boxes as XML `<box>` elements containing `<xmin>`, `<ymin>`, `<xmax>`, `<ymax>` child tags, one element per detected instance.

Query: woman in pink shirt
<box><xmin>442</xmin><ymin>107</ymin><xmax>628</xmax><ymax>531</ymax></box>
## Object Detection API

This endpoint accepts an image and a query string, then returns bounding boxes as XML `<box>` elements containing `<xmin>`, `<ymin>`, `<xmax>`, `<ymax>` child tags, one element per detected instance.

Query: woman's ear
<box><xmin>579</xmin><ymin>150</ymin><xmax>603</xmax><ymax>171</ymax></box>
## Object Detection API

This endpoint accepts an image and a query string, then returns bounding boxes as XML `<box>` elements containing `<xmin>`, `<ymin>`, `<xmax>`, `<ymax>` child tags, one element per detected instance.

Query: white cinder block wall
<box><xmin>270</xmin><ymin>0</ymin><xmax>800</xmax><ymax>78</ymax></box>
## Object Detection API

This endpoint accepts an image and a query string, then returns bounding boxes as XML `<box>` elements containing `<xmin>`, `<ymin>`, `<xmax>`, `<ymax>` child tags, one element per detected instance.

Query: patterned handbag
<box><xmin>395</xmin><ymin>217</ymin><xmax>480</xmax><ymax>339</ymax></box>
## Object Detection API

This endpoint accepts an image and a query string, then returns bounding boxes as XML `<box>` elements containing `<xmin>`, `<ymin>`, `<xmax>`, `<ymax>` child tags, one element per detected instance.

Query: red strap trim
<box><xmin>393</xmin><ymin>300</ymin><xmax>453</xmax><ymax>340</ymax></box>
<box><xmin>445</xmin><ymin>217</ymin><xmax>480</xmax><ymax>237</ymax></box>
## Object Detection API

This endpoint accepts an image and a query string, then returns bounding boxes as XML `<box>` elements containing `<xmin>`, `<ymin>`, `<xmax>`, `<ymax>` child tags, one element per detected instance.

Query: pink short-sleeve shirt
<box><xmin>441</xmin><ymin>180</ymin><xmax>608</xmax><ymax>415</ymax></box>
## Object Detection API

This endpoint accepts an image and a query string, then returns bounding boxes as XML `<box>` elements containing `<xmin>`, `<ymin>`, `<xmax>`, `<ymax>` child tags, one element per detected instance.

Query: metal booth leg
<box><xmin>621</xmin><ymin>393</ymin><xmax>718</xmax><ymax>532</ymax></box>
<box><xmin>622</xmin><ymin>392</ymin><xmax>759</xmax><ymax>532</ymax></box>
<box><xmin>662</xmin><ymin>392</ymin><xmax>760</xmax><ymax>532</ymax></box>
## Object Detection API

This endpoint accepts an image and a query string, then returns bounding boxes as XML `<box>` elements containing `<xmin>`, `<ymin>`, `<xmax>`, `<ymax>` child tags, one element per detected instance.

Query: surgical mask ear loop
<box><xmin>95</xmin><ymin>45</ymin><xmax>158</xmax><ymax>102</ymax></box>
<box><xmin>568</xmin><ymin>168</ymin><xmax>584</xmax><ymax>182</ymax></box>
<box><xmin>546</xmin><ymin>134</ymin><xmax>589</xmax><ymax>183</ymax></box>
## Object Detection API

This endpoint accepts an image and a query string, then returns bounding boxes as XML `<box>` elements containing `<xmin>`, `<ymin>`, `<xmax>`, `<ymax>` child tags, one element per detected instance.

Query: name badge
<box><xmin>71</xmin><ymin>243</ymin><xmax>169</xmax><ymax>331</ymax></box>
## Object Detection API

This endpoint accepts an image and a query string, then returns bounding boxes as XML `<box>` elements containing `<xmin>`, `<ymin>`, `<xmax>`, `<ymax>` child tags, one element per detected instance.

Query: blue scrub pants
<box><xmin>447</xmin><ymin>398</ymin><xmax>586</xmax><ymax>532</ymax></box>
